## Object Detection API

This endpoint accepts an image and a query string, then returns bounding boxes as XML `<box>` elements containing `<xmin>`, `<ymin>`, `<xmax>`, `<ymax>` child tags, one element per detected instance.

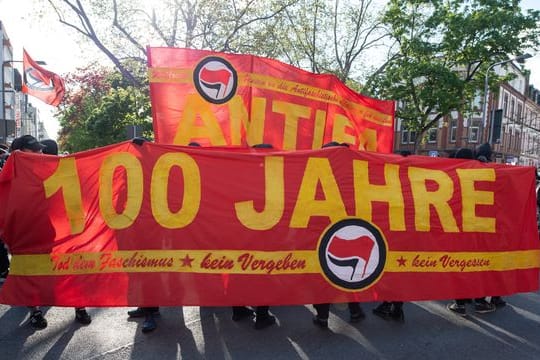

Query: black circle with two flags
<box><xmin>318</xmin><ymin>218</ymin><xmax>387</xmax><ymax>291</ymax></box>
<box><xmin>193</xmin><ymin>56</ymin><xmax>238</xmax><ymax>104</ymax></box>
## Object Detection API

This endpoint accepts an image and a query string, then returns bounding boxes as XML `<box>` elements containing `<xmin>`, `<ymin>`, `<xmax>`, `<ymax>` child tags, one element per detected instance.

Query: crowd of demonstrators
<box><xmin>0</xmin><ymin>137</ymin><xmax>516</xmax><ymax>332</ymax></box>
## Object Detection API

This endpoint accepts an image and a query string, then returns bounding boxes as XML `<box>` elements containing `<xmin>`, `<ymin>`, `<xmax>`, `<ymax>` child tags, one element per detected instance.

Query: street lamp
<box><xmin>1</xmin><ymin>59</ymin><xmax>46</xmax><ymax>144</ymax></box>
<box><xmin>481</xmin><ymin>53</ymin><xmax>532</xmax><ymax>144</ymax></box>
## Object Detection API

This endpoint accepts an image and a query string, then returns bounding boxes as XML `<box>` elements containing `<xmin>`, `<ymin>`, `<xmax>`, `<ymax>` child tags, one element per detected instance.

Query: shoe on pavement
<box><xmin>372</xmin><ymin>302</ymin><xmax>392</xmax><ymax>320</ymax></box>
<box><xmin>232</xmin><ymin>306</ymin><xmax>254</xmax><ymax>321</ymax></box>
<box><xmin>75</xmin><ymin>308</ymin><xmax>92</xmax><ymax>325</ymax></box>
<box><xmin>491</xmin><ymin>296</ymin><xmax>507</xmax><ymax>308</ymax></box>
<box><xmin>312</xmin><ymin>315</ymin><xmax>328</xmax><ymax>329</ymax></box>
<box><xmin>254</xmin><ymin>315</ymin><xmax>276</xmax><ymax>330</ymax></box>
<box><xmin>390</xmin><ymin>307</ymin><xmax>405</xmax><ymax>322</ymax></box>
<box><xmin>474</xmin><ymin>300</ymin><xmax>496</xmax><ymax>314</ymax></box>
<box><xmin>127</xmin><ymin>307</ymin><xmax>160</xmax><ymax>318</ymax></box>
<box><xmin>447</xmin><ymin>302</ymin><xmax>467</xmax><ymax>316</ymax></box>
<box><xmin>30</xmin><ymin>310</ymin><xmax>48</xmax><ymax>329</ymax></box>
<box><xmin>350</xmin><ymin>308</ymin><xmax>366</xmax><ymax>323</ymax></box>
<box><xmin>142</xmin><ymin>315</ymin><xmax>157</xmax><ymax>333</ymax></box>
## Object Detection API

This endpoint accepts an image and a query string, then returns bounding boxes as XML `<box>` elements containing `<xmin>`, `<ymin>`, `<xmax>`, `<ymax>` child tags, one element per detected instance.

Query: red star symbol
<box><xmin>180</xmin><ymin>254</ymin><xmax>194</xmax><ymax>267</ymax></box>
<box><xmin>397</xmin><ymin>256</ymin><xmax>407</xmax><ymax>267</ymax></box>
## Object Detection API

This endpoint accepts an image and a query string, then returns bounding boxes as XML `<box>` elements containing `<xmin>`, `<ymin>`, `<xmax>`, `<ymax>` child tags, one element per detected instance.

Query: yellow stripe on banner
<box><xmin>11</xmin><ymin>249</ymin><xmax>539</xmax><ymax>277</ymax></box>
<box><xmin>148</xmin><ymin>67</ymin><xmax>393</xmax><ymax>127</ymax></box>
<box><xmin>386</xmin><ymin>250</ymin><xmax>540</xmax><ymax>272</ymax></box>
<box><xmin>239</xmin><ymin>73</ymin><xmax>393</xmax><ymax>127</ymax></box>
<box><xmin>10</xmin><ymin>250</ymin><xmax>320</xmax><ymax>276</ymax></box>
<box><xmin>148</xmin><ymin>68</ymin><xmax>193</xmax><ymax>84</ymax></box>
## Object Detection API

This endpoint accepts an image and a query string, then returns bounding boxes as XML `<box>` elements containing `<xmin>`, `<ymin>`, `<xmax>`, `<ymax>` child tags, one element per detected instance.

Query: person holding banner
<box><xmin>8</xmin><ymin>136</ymin><xmax>48</xmax><ymax>329</ymax></box>
<box><xmin>232</xmin><ymin>144</ymin><xmax>277</xmax><ymax>330</ymax></box>
<box><xmin>446</xmin><ymin>147</ymin><xmax>497</xmax><ymax>316</ymax></box>
<box><xmin>371</xmin><ymin>149</ymin><xmax>410</xmax><ymax>323</ymax></box>
<box><xmin>125</xmin><ymin>137</ymin><xmax>161</xmax><ymax>333</ymax></box>
<box><xmin>0</xmin><ymin>144</ymin><xmax>10</xmax><ymax>283</ymax></box>
<box><xmin>7</xmin><ymin>136</ymin><xmax>91</xmax><ymax>328</ymax></box>
<box><xmin>41</xmin><ymin>138</ymin><xmax>93</xmax><ymax>326</ymax></box>
<box><xmin>474</xmin><ymin>143</ymin><xmax>506</xmax><ymax>310</ymax></box>
<box><xmin>312</xmin><ymin>142</ymin><xmax>365</xmax><ymax>329</ymax></box>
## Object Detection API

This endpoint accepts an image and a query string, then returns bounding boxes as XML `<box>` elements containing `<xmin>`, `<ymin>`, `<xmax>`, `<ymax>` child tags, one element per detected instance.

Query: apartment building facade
<box><xmin>394</xmin><ymin>61</ymin><xmax>540</xmax><ymax>169</ymax></box>
<box><xmin>1</xmin><ymin>20</ymin><xmax>45</xmax><ymax>145</ymax></box>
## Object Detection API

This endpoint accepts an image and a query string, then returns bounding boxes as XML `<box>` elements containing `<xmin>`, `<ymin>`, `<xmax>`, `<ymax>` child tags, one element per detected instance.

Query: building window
<box><xmin>450</xmin><ymin>119</ymin><xmax>457</xmax><ymax>143</ymax></box>
<box><xmin>469</xmin><ymin>126</ymin><xmax>480</xmax><ymax>143</ymax></box>
<box><xmin>409</xmin><ymin>131</ymin><xmax>417</xmax><ymax>144</ymax></box>
<box><xmin>427</xmin><ymin>128</ymin><xmax>437</xmax><ymax>143</ymax></box>
<box><xmin>401</xmin><ymin>130</ymin><xmax>409</xmax><ymax>144</ymax></box>
<box><xmin>510</xmin><ymin>98</ymin><xmax>515</xmax><ymax>119</ymax></box>
<box><xmin>517</xmin><ymin>103</ymin><xmax>523</xmax><ymax>123</ymax></box>
<box><xmin>503</xmin><ymin>93</ymin><xmax>509</xmax><ymax>116</ymax></box>
<box><xmin>472</xmin><ymin>93</ymin><xmax>482</xmax><ymax>112</ymax></box>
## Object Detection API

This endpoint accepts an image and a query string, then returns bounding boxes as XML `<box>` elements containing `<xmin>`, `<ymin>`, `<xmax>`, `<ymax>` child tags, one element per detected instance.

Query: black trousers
<box><xmin>0</xmin><ymin>241</ymin><xmax>9</xmax><ymax>274</ymax></box>
<box><xmin>313</xmin><ymin>302</ymin><xmax>361</xmax><ymax>319</ymax></box>
<box><xmin>232</xmin><ymin>306</ymin><xmax>270</xmax><ymax>318</ymax></box>
<box><xmin>142</xmin><ymin>307</ymin><xmax>159</xmax><ymax>314</ymax></box>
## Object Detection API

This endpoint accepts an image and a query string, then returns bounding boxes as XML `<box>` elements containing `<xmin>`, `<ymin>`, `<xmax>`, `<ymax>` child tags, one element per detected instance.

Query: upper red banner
<box><xmin>22</xmin><ymin>49</ymin><xmax>65</xmax><ymax>107</ymax></box>
<box><xmin>148</xmin><ymin>47</ymin><xmax>395</xmax><ymax>152</ymax></box>
<box><xmin>0</xmin><ymin>142</ymin><xmax>538</xmax><ymax>306</ymax></box>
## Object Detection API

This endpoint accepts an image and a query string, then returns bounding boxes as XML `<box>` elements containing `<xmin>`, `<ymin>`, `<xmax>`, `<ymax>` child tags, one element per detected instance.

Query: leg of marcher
<box><xmin>390</xmin><ymin>302</ymin><xmax>404</xmax><ymax>322</ymax></box>
<box><xmin>254</xmin><ymin>306</ymin><xmax>275</xmax><ymax>330</ymax></box>
<box><xmin>312</xmin><ymin>303</ymin><xmax>330</xmax><ymax>328</ymax></box>
<box><xmin>0</xmin><ymin>241</ymin><xmax>9</xmax><ymax>279</ymax></box>
<box><xmin>348</xmin><ymin>302</ymin><xmax>365</xmax><ymax>322</ymax></box>
<box><xmin>75</xmin><ymin>307</ymin><xmax>92</xmax><ymax>325</ymax></box>
<box><xmin>142</xmin><ymin>307</ymin><xmax>159</xmax><ymax>333</ymax></box>
<box><xmin>231</xmin><ymin>306</ymin><xmax>254</xmax><ymax>321</ymax></box>
<box><xmin>373</xmin><ymin>301</ymin><xmax>392</xmax><ymax>319</ymax></box>
<box><xmin>447</xmin><ymin>299</ymin><xmax>467</xmax><ymax>316</ymax></box>
<box><xmin>29</xmin><ymin>306</ymin><xmax>47</xmax><ymax>329</ymax></box>
<box><xmin>474</xmin><ymin>298</ymin><xmax>496</xmax><ymax>314</ymax></box>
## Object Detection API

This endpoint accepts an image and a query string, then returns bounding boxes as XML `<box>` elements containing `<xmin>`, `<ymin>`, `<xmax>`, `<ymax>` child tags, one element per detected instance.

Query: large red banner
<box><xmin>0</xmin><ymin>142</ymin><xmax>538</xmax><ymax>306</ymax></box>
<box><xmin>148</xmin><ymin>47</ymin><xmax>395</xmax><ymax>152</ymax></box>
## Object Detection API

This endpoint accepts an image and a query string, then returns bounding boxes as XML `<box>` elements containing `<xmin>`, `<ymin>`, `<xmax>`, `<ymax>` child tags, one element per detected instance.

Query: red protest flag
<box><xmin>22</xmin><ymin>49</ymin><xmax>65</xmax><ymax>106</ymax></box>
<box><xmin>148</xmin><ymin>47</ymin><xmax>395</xmax><ymax>152</ymax></box>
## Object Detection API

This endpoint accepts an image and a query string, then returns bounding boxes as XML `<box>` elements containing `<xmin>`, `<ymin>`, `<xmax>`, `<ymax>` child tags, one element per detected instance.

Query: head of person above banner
<box><xmin>0</xmin><ymin>141</ymin><xmax>537</xmax><ymax>307</ymax></box>
<box><xmin>147</xmin><ymin>47</ymin><xmax>395</xmax><ymax>152</ymax></box>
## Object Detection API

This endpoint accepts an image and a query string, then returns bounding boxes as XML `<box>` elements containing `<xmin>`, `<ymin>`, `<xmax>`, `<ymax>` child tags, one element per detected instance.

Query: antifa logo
<box><xmin>24</xmin><ymin>68</ymin><xmax>55</xmax><ymax>91</ymax></box>
<box><xmin>318</xmin><ymin>219</ymin><xmax>386</xmax><ymax>291</ymax></box>
<box><xmin>193</xmin><ymin>57</ymin><xmax>237</xmax><ymax>104</ymax></box>
<box><xmin>328</xmin><ymin>235</ymin><xmax>375</xmax><ymax>280</ymax></box>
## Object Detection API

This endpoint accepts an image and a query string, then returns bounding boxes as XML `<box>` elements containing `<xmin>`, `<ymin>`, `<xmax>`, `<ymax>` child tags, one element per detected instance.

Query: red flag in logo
<box><xmin>328</xmin><ymin>235</ymin><xmax>375</xmax><ymax>279</ymax></box>
<box><xmin>22</xmin><ymin>49</ymin><xmax>65</xmax><ymax>106</ymax></box>
<box><xmin>200</xmin><ymin>67</ymin><xmax>231</xmax><ymax>86</ymax></box>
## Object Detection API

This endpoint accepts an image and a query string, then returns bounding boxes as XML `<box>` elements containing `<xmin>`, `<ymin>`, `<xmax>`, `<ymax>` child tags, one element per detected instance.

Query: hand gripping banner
<box><xmin>148</xmin><ymin>47</ymin><xmax>395</xmax><ymax>152</ymax></box>
<box><xmin>0</xmin><ymin>142</ymin><xmax>538</xmax><ymax>306</ymax></box>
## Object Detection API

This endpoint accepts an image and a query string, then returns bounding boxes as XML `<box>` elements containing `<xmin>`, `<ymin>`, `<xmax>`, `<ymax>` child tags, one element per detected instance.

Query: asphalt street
<box><xmin>1</xmin><ymin>283</ymin><xmax>540</xmax><ymax>360</ymax></box>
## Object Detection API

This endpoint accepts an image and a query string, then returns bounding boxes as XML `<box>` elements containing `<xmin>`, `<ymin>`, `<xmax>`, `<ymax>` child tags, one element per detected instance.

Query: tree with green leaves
<box><xmin>45</xmin><ymin>0</ymin><xmax>387</xmax><ymax>85</ymax></box>
<box><xmin>57</xmin><ymin>65</ymin><xmax>152</xmax><ymax>152</ymax></box>
<box><xmin>364</xmin><ymin>0</ymin><xmax>540</xmax><ymax>152</ymax></box>
<box><xmin>46</xmin><ymin>0</ymin><xmax>301</xmax><ymax>87</ymax></box>
<box><xmin>43</xmin><ymin>0</ymin><xmax>388</xmax><ymax>150</ymax></box>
